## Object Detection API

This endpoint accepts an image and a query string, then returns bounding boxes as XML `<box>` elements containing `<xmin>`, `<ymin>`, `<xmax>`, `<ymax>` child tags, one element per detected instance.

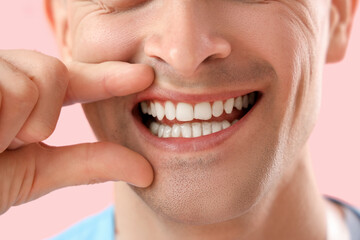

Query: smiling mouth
<box><xmin>136</xmin><ymin>91</ymin><xmax>260</xmax><ymax>138</ymax></box>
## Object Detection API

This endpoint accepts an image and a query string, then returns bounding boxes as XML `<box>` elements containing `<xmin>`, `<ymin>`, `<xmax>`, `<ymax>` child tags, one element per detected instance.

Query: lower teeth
<box><xmin>150</xmin><ymin>120</ymin><xmax>238</xmax><ymax>138</ymax></box>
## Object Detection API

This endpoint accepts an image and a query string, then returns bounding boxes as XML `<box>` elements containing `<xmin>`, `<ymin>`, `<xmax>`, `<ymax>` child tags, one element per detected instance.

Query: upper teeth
<box><xmin>140</xmin><ymin>92</ymin><xmax>256</xmax><ymax>122</ymax></box>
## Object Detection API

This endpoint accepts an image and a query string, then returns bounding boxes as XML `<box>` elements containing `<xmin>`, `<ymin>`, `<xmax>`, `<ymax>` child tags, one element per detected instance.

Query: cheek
<box><xmin>70</xmin><ymin>15</ymin><xmax>142</xmax><ymax>62</ymax></box>
<box><xmin>227</xmin><ymin>3</ymin><xmax>323</xmax><ymax>135</ymax></box>
<box><xmin>226</xmin><ymin>3</ymin><xmax>320</xmax><ymax>96</ymax></box>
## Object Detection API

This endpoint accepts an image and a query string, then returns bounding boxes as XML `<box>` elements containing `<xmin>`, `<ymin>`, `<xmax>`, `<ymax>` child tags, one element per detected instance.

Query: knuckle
<box><xmin>12</xmin><ymin>155</ymin><xmax>36</xmax><ymax>206</ymax></box>
<box><xmin>9</xmin><ymin>77</ymin><xmax>39</xmax><ymax>107</ymax></box>
<box><xmin>0</xmin><ymin>151</ymin><xmax>36</xmax><ymax>213</ymax></box>
<box><xmin>0</xmin><ymin>159</ymin><xmax>13</xmax><ymax>214</ymax></box>
<box><xmin>35</xmin><ymin>56</ymin><xmax>69</xmax><ymax>91</ymax></box>
<box><xmin>0</xmin><ymin>58</ymin><xmax>39</xmax><ymax>106</ymax></box>
<box><xmin>18</xmin><ymin>120</ymin><xmax>55</xmax><ymax>143</ymax></box>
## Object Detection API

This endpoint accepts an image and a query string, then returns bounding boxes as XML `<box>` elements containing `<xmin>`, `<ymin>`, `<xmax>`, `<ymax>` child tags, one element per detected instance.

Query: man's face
<box><xmin>64</xmin><ymin>0</ymin><xmax>330</xmax><ymax>224</ymax></box>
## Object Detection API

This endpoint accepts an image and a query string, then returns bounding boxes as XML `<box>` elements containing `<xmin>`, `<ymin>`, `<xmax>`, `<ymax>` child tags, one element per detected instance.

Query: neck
<box><xmin>114</xmin><ymin>145</ymin><xmax>328</xmax><ymax>240</ymax></box>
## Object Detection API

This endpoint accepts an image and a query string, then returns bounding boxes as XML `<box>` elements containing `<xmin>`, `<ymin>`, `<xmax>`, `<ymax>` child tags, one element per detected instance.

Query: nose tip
<box><xmin>171</xmin><ymin>37</ymin><xmax>231</xmax><ymax>76</ymax></box>
<box><xmin>145</xmin><ymin>35</ymin><xmax>231</xmax><ymax>77</ymax></box>
<box><xmin>168</xmin><ymin>47</ymin><xmax>207</xmax><ymax>77</ymax></box>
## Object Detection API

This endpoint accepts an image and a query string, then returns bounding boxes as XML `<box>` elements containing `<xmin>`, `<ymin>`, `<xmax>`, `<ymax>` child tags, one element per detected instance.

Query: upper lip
<box><xmin>131</xmin><ymin>84</ymin><xmax>262</xmax><ymax>111</ymax></box>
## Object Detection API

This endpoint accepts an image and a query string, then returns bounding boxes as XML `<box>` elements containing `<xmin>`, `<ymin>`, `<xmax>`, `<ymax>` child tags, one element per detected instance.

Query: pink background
<box><xmin>0</xmin><ymin>1</ymin><xmax>359</xmax><ymax>239</ymax></box>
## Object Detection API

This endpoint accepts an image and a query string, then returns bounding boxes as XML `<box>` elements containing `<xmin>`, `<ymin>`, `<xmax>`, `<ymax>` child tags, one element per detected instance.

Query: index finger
<box><xmin>64</xmin><ymin>61</ymin><xmax>154</xmax><ymax>105</ymax></box>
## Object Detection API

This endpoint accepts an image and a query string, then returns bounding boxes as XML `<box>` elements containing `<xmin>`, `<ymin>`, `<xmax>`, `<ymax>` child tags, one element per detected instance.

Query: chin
<box><xmin>130</xmin><ymin>150</ymin><xmax>274</xmax><ymax>225</ymax></box>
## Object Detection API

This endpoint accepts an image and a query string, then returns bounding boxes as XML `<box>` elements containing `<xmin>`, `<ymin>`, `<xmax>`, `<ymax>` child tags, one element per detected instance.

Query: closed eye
<box><xmin>93</xmin><ymin>0</ymin><xmax>150</xmax><ymax>12</ymax></box>
<box><xmin>234</xmin><ymin>0</ymin><xmax>270</xmax><ymax>4</ymax></box>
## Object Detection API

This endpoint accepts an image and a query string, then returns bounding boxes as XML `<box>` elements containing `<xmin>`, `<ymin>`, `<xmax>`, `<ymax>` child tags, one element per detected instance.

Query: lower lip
<box><xmin>133</xmin><ymin>98</ymin><xmax>259</xmax><ymax>152</ymax></box>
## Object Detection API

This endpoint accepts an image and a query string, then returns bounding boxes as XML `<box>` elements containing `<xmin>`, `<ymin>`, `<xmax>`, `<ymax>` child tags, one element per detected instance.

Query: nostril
<box><xmin>203</xmin><ymin>55</ymin><xmax>212</xmax><ymax>63</ymax></box>
<box><xmin>150</xmin><ymin>55</ymin><xmax>165</xmax><ymax>63</ymax></box>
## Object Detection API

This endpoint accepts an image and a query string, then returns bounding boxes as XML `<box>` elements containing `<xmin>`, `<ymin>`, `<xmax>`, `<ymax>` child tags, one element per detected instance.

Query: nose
<box><xmin>144</xmin><ymin>2</ymin><xmax>231</xmax><ymax>77</ymax></box>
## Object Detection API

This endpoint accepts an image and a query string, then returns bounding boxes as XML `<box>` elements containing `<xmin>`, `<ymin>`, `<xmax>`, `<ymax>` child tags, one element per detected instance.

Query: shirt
<box><xmin>48</xmin><ymin>196</ymin><xmax>360</xmax><ymax>240</ymax></box>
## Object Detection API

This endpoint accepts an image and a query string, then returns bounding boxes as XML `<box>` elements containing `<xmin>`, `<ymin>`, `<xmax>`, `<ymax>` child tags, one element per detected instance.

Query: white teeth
<box><xmin>234</xmin><ymin>96</ymin><xmax>242</xmax><ymax>110</ymax></box>
<box><xmin>147</xmin><ymin>104</ymin><xmax>152</xmax><ymax>115</ymax></box>
<box><xmin>180</xmin><ymin>123</ymin><xmax>192</xmax><ymax>138</ymax></box>
<box><xmin>222</xmin><ymin>120</ymin><xmax>231</xmax><ymax>130</ymax></box>
<box><xmin>142</xmin><ymin>92</ymin><xmax>257</xmax><ymax>137</ymax></box>
<box><xmin>150</xmin><ymin>122</ymin><xmax>160</xmax><ymax>135</ymax></box>
<box><xmin>142</xmin><ymin>93</ymin><xmax>256</xmax><ymax>121</ymax></box>
<box><xmin>212</xmin><ymin>122</ymin><xmax>222</xmax><ymax>133</ymax></box>
<box><xmin>172</xmin><ymin>124</ymin><xmax>181</xmax><ymax>137</ymax></box>
<box><xmin>165</xmin><ymin>101</ymin><xmax>176</xmax><ymax>120</ymax></box>
<box><xmin>194</xmin><ymin>102</ymin><xmax>212</xmax><ymax>120</ymax></box>
<box><xmin>151</xmin><ymin>120</ymin><xmax>239</xmax><ymax>138</ymax></box>
<box><xmin>176</xmin><ymin>103</ymin><xmax>194</xmax><ymax>122</ymax></box>
<box><xmin>202</xmin><ymin>122</ymin><xmax>212</xmax><ymax>136</ymax></box>
<box><xmin>242</xmin><ymin>95</ymin><xmax>249</xmax><ymax>109</ymax></box>
<box><xmin>141</xmin><ymin>102</ymin><xmax>148</xmax><ymax>114</ymax></box>
<box><xmin>224</xmin><ymin>98</ymin><xmax>234</xmax><ymax>114</ymax></box>
<box><xmin>212</xmin><ymin>101</ymin><xmax>224</xmax><ymax>117</ymax></box>
<box><xmin>192</xmin><ymin>123</ymin><xmax>202</xmax><ymax>137</ymax></box>
<box><xmin>158</xmin><ymin>125</ymin><xmax>165</xmax><ymax>137</ymax></box>
<box><xmin>150</xmin><ymin>102</ymin><xmax>157</xmax><ymax>118</ymax></box>
<box><xmin>155</xmin><ymin>102</ymin><xmax>165</xmax><ymax>120</ymax></box>
<box><xmin>163</xmin><ymin>125</ymin><xmax>172</xmax><ymax>138</ymax></box>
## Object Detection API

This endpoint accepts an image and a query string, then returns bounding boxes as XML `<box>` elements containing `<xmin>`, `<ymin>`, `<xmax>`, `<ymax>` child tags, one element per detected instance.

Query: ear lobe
<box><xmin>44</xmin><ymin>0</ymin><xmax>72</xmax><ymax>61</ymax></box>
<box><xmin>326</xmin><ymin>0</ymin><xmax>358</xmax><ymax>63</ymax></box>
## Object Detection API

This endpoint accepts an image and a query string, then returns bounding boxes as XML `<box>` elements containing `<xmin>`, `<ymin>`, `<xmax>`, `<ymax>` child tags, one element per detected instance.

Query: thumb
<box><xmin>25</xmin><ymin>142</ymin><xmax>153</xmax><ymax>199</ymax></box>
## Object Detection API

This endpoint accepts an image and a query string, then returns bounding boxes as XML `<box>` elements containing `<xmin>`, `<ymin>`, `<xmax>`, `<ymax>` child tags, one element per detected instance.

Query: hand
<box><xmin>0</xmin><ymin>50</ymin><xmax>154</xmax><ymax>215</ymax></box>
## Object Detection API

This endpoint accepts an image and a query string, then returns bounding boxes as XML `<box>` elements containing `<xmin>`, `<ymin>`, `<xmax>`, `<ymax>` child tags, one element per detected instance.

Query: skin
<box><xmin>44</xmin><ymin>0</ymin><xmax>357</xmax><ymax>239</ymax></box>
<box><xmin>0</xmin><ymin>0</ymin><xmax>357</xmax><ymax>239</ymax></box>
<box><xmin>0</xmin><ymin>51</ymin><xmax>154</xmax><ymax>215</ymax></box>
